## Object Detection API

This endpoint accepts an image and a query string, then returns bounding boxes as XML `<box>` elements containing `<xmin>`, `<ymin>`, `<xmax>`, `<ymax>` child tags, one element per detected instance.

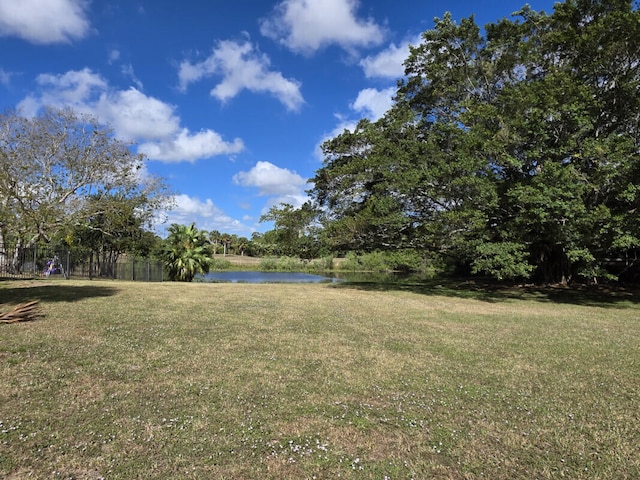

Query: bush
<box><xmin>307</xmin><ymin>256</ymin><xmax>334</xmax><ymax>272</ymax></box>
<box><xmin>338</xmin><ymin>250</ymin><xmax>426</xmax><ymax>273</ymax></box>
<box><xmin>385</xmin><ymin>250</ymin><xmax>424</xmax><ymax>272</ymax></box>
<box><xmin>278</xmin><ymin>256</ymin><xmax>306</xmax><ymax>272</ymax></box>
<box><xmin>338</xmin><ymin>252</ymin><xmax>362</xmax><ymax>271</ymax></box>
<box><xmin>259</xmin><ymin>256</ymin><xmax>306</xmax><ymax>272</ymax></box>
<box><xmin>259</xmin><ymin>257</ymin><xmax>279</xmax><ymax>271</ymax></box>
<box><xmin>210</xmin><ymin>258</ymin><xmax>231</xmax><ymax>270</ymax></box>
<box><xmin>471</xmin><ymin>242</ymin><xmax>534</xmax><ymax>281</ymax></box>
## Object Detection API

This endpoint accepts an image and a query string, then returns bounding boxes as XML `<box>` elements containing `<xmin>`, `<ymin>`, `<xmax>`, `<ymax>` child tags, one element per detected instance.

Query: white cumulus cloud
<box><xmin>158</xmin><ymin>194</ymin><xmax>249</xmax><ymax>235</ymax></box>
<box><xmin>359</xmin><ymin>35</ymin><xmax>421</xmax><ymax>79</ymax></box>
<box><xmin>21</xmin><ymin>68</ymin><xmax>107</xmax><ymax>111</ymax></box>
<box><xmin>260</xmin><ymin>0</ymin><xmax>385</xmax><ymax>55</ymax></box>
<box><xmin>0</xmin><ymin>0</ymin><xmax>90</xmax><ymax>44</ymax></box>
<box><xmin>139</xmin><ymin>128</ymin><xmax>244</xmax><ymax>164</ymax></box>
<box><xmin>351</xmin><ymin>87</ymin><xmax>395</xmax><ymax>120</ymax></box>
<box><xmin>178</xmin><ymin>38</ymin><xmax>304</xmax><ymax>111</ymax></box>
<box><xmin>95</xmin><ymin>87</ymin><xmax>181</xmax><ymax>141</ymax></box>
<box><xmin>17</xmin><ymin>68</ymin><xmax>244</xmax><ymax>163</ymax></box>
<box><xmin>233</xmin><ymin>161</ymin><xmax>309</xmax><ymax>208</ymax></box>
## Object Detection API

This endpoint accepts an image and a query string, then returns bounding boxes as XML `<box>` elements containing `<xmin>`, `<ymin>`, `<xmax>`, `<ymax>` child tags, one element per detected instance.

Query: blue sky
<box><xmin>0</xmin><ymin>0</ymin><xmax>557</xmax><ymax>237</ymax></box>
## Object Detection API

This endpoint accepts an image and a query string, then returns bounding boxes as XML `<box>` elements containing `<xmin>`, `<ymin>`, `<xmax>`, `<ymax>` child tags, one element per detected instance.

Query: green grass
<box><xmin>1</xmin><ymin>279</ymin><xmax>639</xmax><ymax>479</ymax></box>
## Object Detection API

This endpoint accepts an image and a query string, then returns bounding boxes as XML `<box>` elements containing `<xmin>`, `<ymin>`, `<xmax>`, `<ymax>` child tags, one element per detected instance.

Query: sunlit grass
<box><xmin>1</xmin><ymin>279</ymin><xmax>639</xmax><ymax>479</ymax></box>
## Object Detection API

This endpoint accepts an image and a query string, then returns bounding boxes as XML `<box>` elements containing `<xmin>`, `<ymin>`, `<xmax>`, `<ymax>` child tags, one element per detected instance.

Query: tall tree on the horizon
<box><xmin>259</xmin><ymin>202</ymin><xmax>325</xmax><ymax>259</ymax></box>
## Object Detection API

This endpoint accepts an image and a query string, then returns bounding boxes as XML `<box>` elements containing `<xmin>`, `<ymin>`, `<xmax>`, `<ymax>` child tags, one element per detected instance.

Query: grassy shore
<box><xmin>1</xmin><ymin>279</ymin><xmax>639</xmax><ymax>479</ymax></box>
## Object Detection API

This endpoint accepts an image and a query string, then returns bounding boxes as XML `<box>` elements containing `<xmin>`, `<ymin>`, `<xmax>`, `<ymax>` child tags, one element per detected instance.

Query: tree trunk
<box><xmin>535</xmin><ymin>243</ymin><xmax>571</xmax><ymax>284</ymax></box>
<box><xmin>0</xmin><ymin>228</ymin><xmax>6</xmax><ymax>273</ymax></box>
<box><xmin>10</xmin><ymin>238</ymin><xmax>24</xmax><ymax>274</ymax></box>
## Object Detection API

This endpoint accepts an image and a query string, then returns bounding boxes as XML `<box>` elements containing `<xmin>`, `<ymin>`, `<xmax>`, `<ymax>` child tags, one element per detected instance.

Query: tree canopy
<box><xmin>0</xmin><ymin>108</ymin><xmax>170</xmax><ymax>270</ymax></box>
<box><xmin>259</xmin><ymin>202</ymin><xmax>325</xmax><ymax>259</ymax></box>
<box><xmin>310</xmin><ymin>0</ymin><xmax>640</xmax><ymax>283</ymax></box>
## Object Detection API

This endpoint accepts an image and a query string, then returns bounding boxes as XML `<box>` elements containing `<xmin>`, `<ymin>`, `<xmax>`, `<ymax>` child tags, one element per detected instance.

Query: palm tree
<box><xmin>235</xmin><ymin>236</ymin><xmax>249</xmax><ymax>256</ymax></box>
<box><xmin>208</xmin><ymin>230</ymin><xmax>221</xmax><ymax>255</ymax></box>
<box><xmin>220</xmin><ymin>233</ymin><xmax>232</xmax><ymax>256</ymax></box>
<box><xmin>162</xmin><ymin>223</ymin><xmax>211</xmax><ymax>282</ymax></box>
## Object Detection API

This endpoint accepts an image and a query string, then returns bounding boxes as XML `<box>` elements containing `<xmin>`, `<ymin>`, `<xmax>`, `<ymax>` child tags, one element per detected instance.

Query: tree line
<box><xmin>2</xmin><ymin>0</ymin><xmax>639</xmax><ymax>284</ymax></box>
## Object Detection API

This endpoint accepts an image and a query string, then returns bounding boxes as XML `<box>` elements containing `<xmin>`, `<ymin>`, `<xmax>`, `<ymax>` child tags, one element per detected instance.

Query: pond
<box><xmin>199</xmin><ymin>271</ymin><xmax>432</xmax><ymax>284</ymax></box>
<box><xmin>200</xmin><ymin>271</ymin><xmax>341</xmax><ymax>283</ymax></box>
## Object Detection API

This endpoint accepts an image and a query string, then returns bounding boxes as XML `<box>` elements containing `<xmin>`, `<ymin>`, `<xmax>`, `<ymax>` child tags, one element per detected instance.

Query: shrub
<box><xmin>259</xmin><ymin>257</ymin><xmax>279</xmax><ymax>271</ymax></box>
<box><xmin>210</xmin><ymin>258</ymin><xmax>231</xmax><ymax>270</ymax></box>
<box><xmin>277</xmin><ymin>256</ymin><xmax>306</xmax><ymax>272</ymax></box>
<box><xmin>307</xmin><ymin>256</ymin><xmax>334</xmax><ymax>272</ymax></box>
<box><xmin>471</xmin><ymin>242</ymin><xmax>534</xmax><ymax>281</ymax></box>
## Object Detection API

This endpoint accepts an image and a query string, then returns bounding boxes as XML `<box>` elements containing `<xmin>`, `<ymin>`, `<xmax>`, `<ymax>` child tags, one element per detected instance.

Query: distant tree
<box><xmin>220</xmin><ymin>233</ymin><xmax>232</xmax><ymax>256</ymax></box>
<box><xmin>61</xmin><ymin>193</ymin><xmax>161</xmax><ymax>276</ymax></box>
<box><xmin>234</xmin><ymin>236</ymin><xmax>249</xmax><ymax>256</ymax></box>
<box><xmin>0</xmin><ymin>107</ymin><xmax>170</xmax><ymax>272</ymax></box>
<box><xmin>208</xmin><ymin>230</ymin><xmax>221</xmax><ymax>254</ymax></box>
<box><xmin>161</xmin><ymin>223</ymin><xmax>211</xmax><ymax>282</ymax></box>
<box><xmin>248</xmin><ymin>232</ymin><xmax>277</xmax><ymax>257</ymax></box>
<box><xmin>259</xmin><ymin>202</ymin><xmax>323</xmax><ymax>258</ymax></box>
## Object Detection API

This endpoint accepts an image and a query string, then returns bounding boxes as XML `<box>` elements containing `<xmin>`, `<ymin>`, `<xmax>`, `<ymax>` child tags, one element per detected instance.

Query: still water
<box><xmin>200</xmin><ymin>271</ymin><xmax>340</xmax><ymax>283</ymax></box>
<box><xmin>199</xmin><ymin>271</ymin><xmax>428</xmax><ymax>284</ymax></box>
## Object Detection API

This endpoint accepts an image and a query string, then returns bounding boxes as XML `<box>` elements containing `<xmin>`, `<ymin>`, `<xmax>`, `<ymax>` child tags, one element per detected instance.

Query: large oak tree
<box><xmin>311</xmin><ymin>0</ymin><xmax>640</xmax><ymax>283</ymax></box>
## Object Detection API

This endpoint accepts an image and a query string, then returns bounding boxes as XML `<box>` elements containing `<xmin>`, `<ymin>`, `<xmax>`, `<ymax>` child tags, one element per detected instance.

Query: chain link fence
<box><xmin>0</xmin><ymin>243</ymin><xmax>163</xmax><ymax>282</ymax></box>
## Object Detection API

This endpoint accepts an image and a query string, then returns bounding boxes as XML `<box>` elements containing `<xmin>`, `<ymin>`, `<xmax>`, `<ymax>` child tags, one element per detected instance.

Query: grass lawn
<box><xmin>1</xmin><ymin>279</ymin><xmax>639</xmax><ymax>479</ymax></box>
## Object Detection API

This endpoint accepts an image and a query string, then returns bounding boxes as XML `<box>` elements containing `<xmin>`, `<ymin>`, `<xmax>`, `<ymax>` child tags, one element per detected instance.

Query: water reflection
<box><xmin>200</xmin><ymin>271</ymin><xmax>340</xmax><ymax>283</ymax></box>
<box><xmin>199</xmin><ymin>271</ymin><xmax>430</xmax><ymax>284</ymax></box>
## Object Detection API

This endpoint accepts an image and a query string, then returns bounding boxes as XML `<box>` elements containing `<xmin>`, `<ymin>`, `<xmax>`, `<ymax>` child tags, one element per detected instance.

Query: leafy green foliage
<box><xmin>161</xmin><ymin>223</ymin><xmax>212</xmax><ymax>282</ymax></box>
<box><xmin>0</xmin><ymin>108</ymin><xmax>170</xmax><ymax>248</ymax></box>
<box><xmin>339</xmin><ymin>250</ymin><xmax>430</xmax><ymax>273</ymax></box>
<box><xmin>310</xmin><ymin>1</ymin><xmax>640</xmax><ymax>284</ymax></box>
<box><xmin>471</xmin><ymin>242</ymin><xmax>534</xmax><ymax>281</ymax></box>
<box><xmin>259</xmin><ymin>202</ymin><xmax>326</xmax><ymax>259</ymax></box>
<box><xmin>210</xmin><ymin>257</ymin><xmax>232</xmax><ymax>270</ymax></box>
<box><xmin>259</xmin><ymin>256</ymin><xmax>306</xmax><ymax>272</ymax></box>
<box><xmin>0</xmin><ymin>108</ymin><xmax>170</xmax><ymax>273</ymax></box>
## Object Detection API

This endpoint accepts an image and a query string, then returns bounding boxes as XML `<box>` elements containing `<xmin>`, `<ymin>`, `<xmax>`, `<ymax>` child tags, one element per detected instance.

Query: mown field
<box><xmin>1</xmin><ymin>279</ymin><xmax>639</xmax><ymax>479</ymax></box>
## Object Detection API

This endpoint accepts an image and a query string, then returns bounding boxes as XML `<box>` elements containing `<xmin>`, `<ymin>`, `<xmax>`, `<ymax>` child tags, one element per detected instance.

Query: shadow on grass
<box><xmin>0</xmin><ymin>280</ymin><xmax>119</xmax><ymax>305</ymax></box>
<box><xmin>332</xmin><ymin>278</ymin><xmax>640</xmax><ymax>308</ymax></box>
